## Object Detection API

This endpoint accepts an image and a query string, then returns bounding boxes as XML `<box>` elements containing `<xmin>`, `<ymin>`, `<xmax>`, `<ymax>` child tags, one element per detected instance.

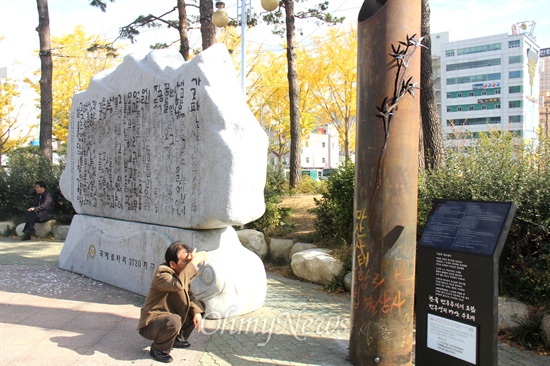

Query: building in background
<box><xmin>268</xmin><ymin>124</ymin><xmax>340</xmax><ymax>180</ymax></box>
<box><xmin>300</xmin><ymin>125</ymin><xmax>340</xmax><ymax>170</ymax></box>
<box><xmin>432</xmin><ymin>24</ymin><xmax>541</xmax><ymax>147</ymax></box>
<box><xmin>539</xmin><ymin>47</ymin><xmax>550</xmax><ymax>137</ymax></box>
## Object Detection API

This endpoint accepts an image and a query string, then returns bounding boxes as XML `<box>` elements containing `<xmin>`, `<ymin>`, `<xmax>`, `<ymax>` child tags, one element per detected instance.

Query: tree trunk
<box><xmin>177</xmin><ymin>0</ymin><xmax>190</xmax><ymax>60</ymax></box>
<box><xmin>420</xmin><ymin>0</ymin><xmax>444</xmax><ymax>169</ymax></box>
<box><xmin>36</xmin><ymin>0</ymin><xmax>53</xmax><ymax>162</ymax></box>
<box><xmin>344</xmin><ymin>128</ymin><xmax>350</xmax><ymax>163</ymax></box>
<box><xmin>200</xmin><ymin>0</ymin><xmax>215</xmax><ymax>51</ymax></box>
<box><xmin>283</xmin><ymin>0</ymin><xmax>301</xmax><ymax>188</ymax></box>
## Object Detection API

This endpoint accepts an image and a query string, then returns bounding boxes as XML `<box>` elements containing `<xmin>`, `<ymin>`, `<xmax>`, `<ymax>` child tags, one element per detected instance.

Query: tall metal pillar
<box><xmin>349</xmin><ymin>1</ymin><xmax>421</xmax><ymax>365</ymax></box>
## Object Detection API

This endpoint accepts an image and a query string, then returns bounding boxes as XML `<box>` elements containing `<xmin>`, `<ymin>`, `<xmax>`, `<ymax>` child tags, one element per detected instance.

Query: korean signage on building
<box><xmin>472</xmin><ymin>82</ymin><xmax>500</xmax><ymax>90</ymax></box>
<box><xmin>478</xmin><ymin>98</ymin><xmax>500</xmax><ymax>104</ymax></box>
<box><xmin>540</xmin><ymin>48</ymin><xmax>550</xmax><ymax>58</ymax></box>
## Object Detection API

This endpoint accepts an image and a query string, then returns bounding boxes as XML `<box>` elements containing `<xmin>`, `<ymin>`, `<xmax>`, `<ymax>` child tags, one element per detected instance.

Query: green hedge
<box><xmin>244</xmin><ymin>166</ymin><xmax>289</xmax><ymax>233</ymax></box>
<box><xmin>312</xmin><ymin>163</ymin><xmax>355</xmax><ymax>247</ymax></box>
<box><xmin>312</xmin><ymin>132</ymin><xmax>549</xmax><ymax>307</ymax></box>
<box><xmin>0</xmin><ymin>146</ymin><xmax>75</xmax><ymax>225</ymax></box>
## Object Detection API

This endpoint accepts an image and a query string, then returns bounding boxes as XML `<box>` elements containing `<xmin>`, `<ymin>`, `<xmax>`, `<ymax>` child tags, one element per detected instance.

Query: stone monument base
<box><xmin>59</xmin><ymin>214</ymin><xmax>266</xmax><ymax>318</ymax></box>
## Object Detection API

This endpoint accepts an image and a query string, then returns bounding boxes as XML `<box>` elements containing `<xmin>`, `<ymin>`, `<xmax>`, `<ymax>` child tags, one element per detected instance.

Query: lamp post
<box><xmin>212</xmin><ymin>0</ymin><xmax>279</xmax><ymax>94</ymax></box>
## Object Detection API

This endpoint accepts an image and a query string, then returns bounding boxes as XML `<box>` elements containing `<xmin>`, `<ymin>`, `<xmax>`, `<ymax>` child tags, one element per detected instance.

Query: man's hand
<box><xmin>190</xmin><ymin>248</ymin><xmax>207</xmax><ymax>266</ymax></box>
<box><xmin>193</xmin><ymin>312</ymin><xmax>203</xmax><ymax>332</ymax></box>
<box><xmin>28</xmin><ymin>207</ymin><xmax>35</xmax><ymax>212</ymax></box>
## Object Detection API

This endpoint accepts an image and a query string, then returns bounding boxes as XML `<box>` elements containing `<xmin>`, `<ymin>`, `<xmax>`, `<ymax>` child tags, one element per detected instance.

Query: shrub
<box><xmin>293</xmin><ymin>175</ymin><xmax>325</xmax><ymax>194</ymax></box>
<box><xmin>244</xmin><ymin>167</ymin><xmax>289</xmax><ymax>233</ymax></box>
<box><xmin>504</xmin><ymin>308</ymin><xmax>549</xmax><ymax>351</ymax></box>
<box><xmin>1</xmin><ymin>146</ymin><xmax>75</xmax><ymax>224</ymax></box>
<box><xmin>312</xmin><ymin>163</ymin><xmax>355</xmax><ymax>247</ymax></box>
<box><xmin>310</xmin><ymin>131</ymin><xmax>549</xmax><ymax>307</ymax></box>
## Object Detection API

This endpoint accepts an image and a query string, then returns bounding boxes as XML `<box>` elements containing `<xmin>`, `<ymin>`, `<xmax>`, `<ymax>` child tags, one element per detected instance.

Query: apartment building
<box><xmin>433</xmin><ymin>31</ymin><xmax>541</xmax><ymax>146</ymax></box>
<box><xmin>539</xmin><ymin>47</ymin><xmax>550</xmax><ymax>136</ymax></box>
<box><xmin>268</xmin><ymin>124</ymin><xmax>340</xmax><ymax>174</ymax></box>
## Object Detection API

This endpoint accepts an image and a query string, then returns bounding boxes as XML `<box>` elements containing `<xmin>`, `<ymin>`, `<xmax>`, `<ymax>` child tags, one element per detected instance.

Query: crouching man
<box><xmin>138</xmin><ymin>241</ymin><xmax>207</xmax><ymax>363</ymax></box>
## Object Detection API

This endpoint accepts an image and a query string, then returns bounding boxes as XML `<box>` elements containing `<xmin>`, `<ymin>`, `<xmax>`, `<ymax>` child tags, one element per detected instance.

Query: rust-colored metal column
<box><xmin>349</xmin><ymin>1</ymin><xmax>421</xmax><ymax>365</ymax></box>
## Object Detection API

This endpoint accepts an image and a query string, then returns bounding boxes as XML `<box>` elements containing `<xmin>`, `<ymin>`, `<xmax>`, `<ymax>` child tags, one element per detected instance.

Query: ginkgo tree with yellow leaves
<box><xmin>243</xmin><ymin>25</ymin><xmax>357</xmax><ymax>171</ymax></box>
<box><xmin>247</xmin><ymin>45</ymin><xmax>318</xmax><ymax>173</ymax></box>
<box><xmin>26</xmin><ymin>25</ymin><xmax>119</xmax><ymax>145</ymax></box>
<box><xmin>305</xmin><ymin>25</ymin><xmax>357</xmax><ymax>163</ymax></box>
<box><xmin>0</xmin><ymin>81</ymin><xmax>32</xmax><ymax>165</ymax></box>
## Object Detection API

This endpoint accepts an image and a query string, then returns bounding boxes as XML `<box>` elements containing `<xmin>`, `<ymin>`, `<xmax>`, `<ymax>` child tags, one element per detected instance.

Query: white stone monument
<box><xmin>59</xmin><ymin>44</ymin><xmax>268</xmax><ymax>317</ymax></box>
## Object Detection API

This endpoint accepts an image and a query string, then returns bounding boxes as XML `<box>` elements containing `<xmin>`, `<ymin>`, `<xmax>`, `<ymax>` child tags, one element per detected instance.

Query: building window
<box><xmin>322</xmin><ymin>158</ymin><xmax>326</xmax><ymax>163</ymax></box>
<box><xmin>457</xmin><ymin>93</ymin><xmax>462</xmax><ymax>97</ymax></box>
<box><xmin>447</xmin><ymin>93</ymin><xmax>451</xmax><ymax>98</ymax></box>
<box><xmin>508</xmin><ymin>40</ymin><xmax>520</xmax><ymax>48</ymax></box>
<box><xmin>509</xmin><ymin>115</ymin><xmax>522</xmax><ymax>123</ymax></box>
<box><xmin>481</xmin><ymin>105</ymin><xmax>487</xmax><ymax>110</ymax></box>
<box><xmin>457</xmin><ymin>107</ymin><xmax>463</xmax><ymax>111</ymax></box>
<box><xmin>509</xmin><ymin>55</ymin><xmax>523</xmax><ymax>63</ymax></box>
<box><xmin>322</xmin><ymin>142</ymin><xmax>326</xmax><ymax>148</ymax></box>
<box><xmin>447</xmin><ymin>107</ymin><xmax>451</xmax><ymax>112</ymax></box>
<box><xmin>495</xmin><ymin>104</ymin><xmax>501</xmax><ymax>109</ymax></box>
<box><xmin>447</xmin><ymin>72</ymin><xmax>501</xmax><ymax>85</ymax></box>
<box><xmin>495</xmin><ymin>89</ymin><xmax>501</xmax><ymax>94</ymax></box>
<box><xmin>305</xmin><ymin>141</ymin><xmax>309</xmax><ymax>147</ymax></box>
<box><xmin>306</xmin><ymin>157</ymin><xmax>310</xmax><ymax>163</ymax></box>
<box><xmin>446</xmin><ymin>49</ymin><xmax>455</xmax><ymax>57</ymax></box>
<box><xmin>447</xmin><ymin>117</ymin><xmax>501</xmax><ymax>126</ymax></box>
<box><xmin>509</xmin><ymin>70</ymin><xmax>522</xmax><ymax>78</ymax></box>
<box><xmin>446</xmin><ymin>58</ymin><xmax>501</xmax><ymax>71</ymax></box>
<box><xmin>457</xmin><ymin>43</ymin><xmax>501</xmax><ymax>55</ymax></box>
<box><xmin>468</xmin><ymin>92</ymin><xmax>474</xmax><ymax>97</ymax></box>
<box><xmin>482</xmin><ymin>90</ymin><xmax>487</xmax><ymax>95</ymax></box>
<box><xmin>509</xmin><ymin>100</ymin><xmax>522</xmax><ymax>108</ymax></box>
<box><xmin>468</xmin><ymin>106</ymin><xmax>474</xmax><ymax>111</ymax></box>
<box><xmin>509</xmin><ymin>85</ymin><xmax>522</xmax><ymax>93</ymax></box>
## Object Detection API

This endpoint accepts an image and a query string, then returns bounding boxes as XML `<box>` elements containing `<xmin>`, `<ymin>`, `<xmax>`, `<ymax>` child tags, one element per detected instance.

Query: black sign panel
<box><xmin>418</xmin><ymin>200</ymin><xmax>514</xmax><ymax>256</ymax></box>
<box><xmin>416</xmin><ymin>200</ymin><xmax>516</xmax><ymax>366</ymax></box>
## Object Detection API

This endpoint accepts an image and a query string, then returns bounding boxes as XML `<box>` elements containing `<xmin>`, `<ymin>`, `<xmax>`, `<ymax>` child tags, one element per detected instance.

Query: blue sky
<box><xmin>0</xmin><ymin>0</ymin><xmax>549</xmax><ymax>78</ymax></box>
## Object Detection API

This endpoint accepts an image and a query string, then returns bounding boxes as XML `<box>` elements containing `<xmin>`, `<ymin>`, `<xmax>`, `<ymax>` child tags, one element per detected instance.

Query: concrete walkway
<box><xmin>0</xmin><ymin>237</ymin><xmax>547</xmax><ymax>365</ymax></box>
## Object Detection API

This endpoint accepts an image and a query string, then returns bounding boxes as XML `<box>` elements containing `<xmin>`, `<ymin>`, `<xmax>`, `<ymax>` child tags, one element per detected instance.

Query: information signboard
<box><xmin>419</xmin><ymin>200</ymin><xmax>514</xmax><ymax>256</ymax></box>
<box><xmin>416</xmin><ymin>200</ymin><xmax>516</xmax><ymax>366</ymax></box>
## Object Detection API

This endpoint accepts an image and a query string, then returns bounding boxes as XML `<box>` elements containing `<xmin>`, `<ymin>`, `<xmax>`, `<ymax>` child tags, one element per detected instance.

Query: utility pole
<box><xmin>349</xmin><ymin>1</ymin><xmax>421</xmax><ymax>365</ymax></box>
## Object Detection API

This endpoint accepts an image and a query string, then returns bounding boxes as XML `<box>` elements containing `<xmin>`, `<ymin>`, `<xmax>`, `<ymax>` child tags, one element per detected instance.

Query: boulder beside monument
<box><xmin>59</xmin><ymin>44</ymin><xmax>268</xmax><ymax>317</ymax></box>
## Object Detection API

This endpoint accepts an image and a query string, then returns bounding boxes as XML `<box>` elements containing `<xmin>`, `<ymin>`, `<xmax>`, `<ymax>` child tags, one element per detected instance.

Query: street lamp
<box><xmin>261</xmin><ymin>0</ymin><xmax>279</xmax><ymax>11</ymax></box>
<box><xmin>212</xmin><ymin>2</ymin><xmax>229</xmax><ymax>28</ymax></box>
<box><xmin>212</xmin><ymin>0</ymin><xmax>279</xmax><ymax>94</ymax></box>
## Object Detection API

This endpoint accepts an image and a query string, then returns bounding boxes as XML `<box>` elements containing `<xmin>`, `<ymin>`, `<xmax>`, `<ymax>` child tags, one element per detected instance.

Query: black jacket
<box><xmin>34</xmin><ymin>190</ymin><xmax>55</xmax><ymax>222</ymax></box>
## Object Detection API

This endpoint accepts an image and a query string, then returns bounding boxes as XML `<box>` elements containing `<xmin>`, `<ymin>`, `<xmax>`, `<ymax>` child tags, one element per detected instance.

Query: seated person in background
<box><xmin>21</xmin><ymin>180</ymin><xmax>55</xmax><ymax>241</ymax></box>
<box><xmin>138</xmin><ymin>241</ymin><xmax>207</xmax><ymax>363</ymax></box>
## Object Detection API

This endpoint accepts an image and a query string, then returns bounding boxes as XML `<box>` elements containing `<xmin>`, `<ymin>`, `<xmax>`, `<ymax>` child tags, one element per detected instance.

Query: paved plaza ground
<box><xmin>0</xmin><ymin>237</ymin><xmax>548</xmax><ymax>365</ymax></box>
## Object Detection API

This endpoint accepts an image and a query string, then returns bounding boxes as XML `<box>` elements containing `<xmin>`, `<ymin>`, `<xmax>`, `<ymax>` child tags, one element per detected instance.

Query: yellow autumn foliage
<box><xmin>27</xmin><ymin>25</ymin><xmax>121</xmax><ymax>143</ymax></box>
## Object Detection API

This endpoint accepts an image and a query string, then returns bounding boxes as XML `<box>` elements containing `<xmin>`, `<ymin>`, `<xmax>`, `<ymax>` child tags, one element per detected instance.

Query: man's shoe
<box><xmin>20</xmin><ymin>234</ymin><xmax>31</xmax><ymax>241</ymax></box>
<box><xmin>173</xmin><ymin>338</ymin><xmax>191</xmax><ymax>348</ymax></box>
<box><xmin>150</xmin><ymin>344</ymin><xmax>173</xmax><ymax>363</ymax></box>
